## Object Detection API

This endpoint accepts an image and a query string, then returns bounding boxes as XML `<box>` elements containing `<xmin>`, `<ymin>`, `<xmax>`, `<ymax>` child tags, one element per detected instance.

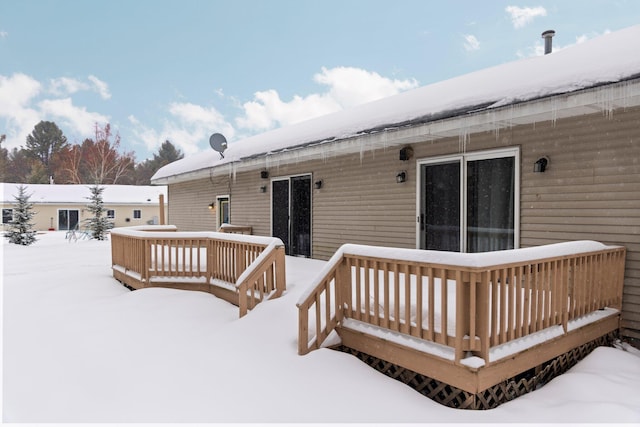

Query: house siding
<box><xmin>166</xmin><ymin>105</ymin><xmax>640</xmax><ymax>340</ymax></box>
<box><xmin>516</xmin><ymin>108</ymin><xmax>640</xmax><ymax>341</ymax></box>
<box><xmin>168</xmin><ymin>179</ymin><xmax>221</xmax><ymax>231</ymax></box>
<box><xmin>1</xmin><ymin>202</ymin><xmax>164</xmax><ymax>231</ymax></box>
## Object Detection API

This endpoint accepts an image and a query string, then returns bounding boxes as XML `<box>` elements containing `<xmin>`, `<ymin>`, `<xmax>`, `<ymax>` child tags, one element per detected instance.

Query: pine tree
<box><xmin>85</xmin><ymin>184</ymin><xmax>113</xmax><ymax>240</ymax></box>
<box><xmin>4</xmin><ymin>185</ymin><xmax>37</xmax><ymax>245</ymax></box>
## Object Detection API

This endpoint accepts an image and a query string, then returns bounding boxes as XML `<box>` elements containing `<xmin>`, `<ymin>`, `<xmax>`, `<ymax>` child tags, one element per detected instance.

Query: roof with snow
<box><xmin>1</xmin><ymin>183</ymin><xmax>167</xmax><ymax>205</ymax></box>
<box><xmin>152</xmin><ymin>25</ymin><xmax>640</xmax><ymax>185</ymax></box>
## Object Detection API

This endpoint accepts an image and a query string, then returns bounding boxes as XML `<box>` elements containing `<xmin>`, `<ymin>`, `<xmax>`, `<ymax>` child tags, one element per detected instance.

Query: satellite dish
<box><xmin>209</xmin><ymin>133</ymin><xmax>227</xmax><ymax>158</ymax></box>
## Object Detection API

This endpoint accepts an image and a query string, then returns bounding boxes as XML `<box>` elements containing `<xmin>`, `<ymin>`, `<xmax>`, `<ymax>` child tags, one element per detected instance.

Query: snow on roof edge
<box><xmin>152</xmin><ymin>25</ymin><xmax>640</xmax><ymax>183</ymax></box>
<box><xmin>1</xmin><ymin>183</ymin><xmax>167</xmax><ymax>205</ymax></box>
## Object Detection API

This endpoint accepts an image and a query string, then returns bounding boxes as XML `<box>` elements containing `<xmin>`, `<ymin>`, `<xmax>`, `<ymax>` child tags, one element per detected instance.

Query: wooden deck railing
<box><xmin>111</xmin><ymin>226</ymin><xmax>286</xmax><ymax>317</ymax></box>
<box><xmin>297</xmin><ymin>241</ymin><xmax>625</xmax><ymax>365</ymax></box>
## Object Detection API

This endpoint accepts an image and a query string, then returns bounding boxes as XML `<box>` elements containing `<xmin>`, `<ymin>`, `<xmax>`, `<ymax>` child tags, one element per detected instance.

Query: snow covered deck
<box><xmin>110</xmin><ymin>225</ymin><xmax>286</xmax><ymax>317</ymax></box>
<box><xmin>297</xmin><ymin>241</ymin><xmax>626</xmax><ymax>394</ymax></box>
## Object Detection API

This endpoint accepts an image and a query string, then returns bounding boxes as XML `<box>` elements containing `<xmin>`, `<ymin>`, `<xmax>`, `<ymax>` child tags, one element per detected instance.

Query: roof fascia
<box><xmin>152</xmin><ymin>78</ymin><xmax>640</xmax><ymax>185</ymax></box>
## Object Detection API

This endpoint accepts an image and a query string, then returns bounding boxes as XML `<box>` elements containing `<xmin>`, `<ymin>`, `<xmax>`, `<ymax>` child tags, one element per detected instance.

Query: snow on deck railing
<box><xmin>297</xmin><ymin>241</ymin><xmax>626</xmax><ymax>366</ymax></box>
<box><xmin>110</xmin><ymin>226</ymin><xmax>286</xmax><ymax>317</ymax></box>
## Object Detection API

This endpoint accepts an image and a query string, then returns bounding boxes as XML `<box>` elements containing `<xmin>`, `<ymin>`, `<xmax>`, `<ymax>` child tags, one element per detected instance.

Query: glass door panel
<box><xmin>420</xmin><ymin>161</ymin><xmax>461</xmax><ymax>251</ymax></box>
<box><xmin>272</xmin><ymin>179</ymin><xmax>290</xmax><ymax>254</ymax></box>
<box><xmin>466</xmin><ymin>157</ymin><xmax>515</xmax><ymax>252</ymax></box>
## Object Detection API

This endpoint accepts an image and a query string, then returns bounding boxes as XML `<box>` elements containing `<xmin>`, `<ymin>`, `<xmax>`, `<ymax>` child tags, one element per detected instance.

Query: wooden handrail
<box><xmin>236</xmin><ymin>243</ymin><xmax>286</xmax><ymax>316</ymax></box>
<box><xmin>111</xmin><ymin>226</ymin><xmax>286</xmax><ymax>317</ymax></box>
<box><xmin>297</xmin><ymin>242</ymin><xmax>626</xmax><ymax>364</ymax></box>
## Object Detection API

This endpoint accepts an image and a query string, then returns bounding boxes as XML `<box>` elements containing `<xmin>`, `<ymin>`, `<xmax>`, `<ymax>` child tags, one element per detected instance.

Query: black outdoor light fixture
<box><xmin>534</xmin><ymin>156</ymin><xmax>549</xmax><ymax>173</ymax></box>
<box><xmin>260</xmin><ymin>185</ymin><xmax>267</xmax><ymax>193</ymax></box>
<box><xmin>396</xmin><ymin>171</ymin><xmax>407</xmax><ymax>183</ymax></box>
<box><xmin>208</xmin><ymin>202</ymin><xmax>215</xmax><ymax>210</ymax></box>
<box><xmin>260</xmin><ymin>170</ymin><xmax>269</xmax><ymax>179</ymax></box>
<box><xmin>399</xmin><ymin>146</ymin><xmax>414</xmax><ymax>161</ymax></box>
<box><xmin>314</xmin><ymin>180</ymin><xmax>323</xmax><ymax>189</ymax></box>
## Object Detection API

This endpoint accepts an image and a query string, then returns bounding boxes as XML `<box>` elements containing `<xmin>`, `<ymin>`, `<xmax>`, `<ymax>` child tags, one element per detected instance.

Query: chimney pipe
<box><xmin>541</xmin><ymin>30</ymin><xmax>555</xmax><ymax>54</ymax></box>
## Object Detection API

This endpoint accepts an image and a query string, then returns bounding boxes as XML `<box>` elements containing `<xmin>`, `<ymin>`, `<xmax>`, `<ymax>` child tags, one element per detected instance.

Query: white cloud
<box><xmin>506</xmin><ymin>6</ymin><xmax>547</xmax><ymax>29</ymax></box>
<box><xmin>236</xmin><ymin>66</ymin><xmax>419</xmax><ymax>132</ymax></box>
<box><xmin>50</xmin><ymin>75</ymin><xmax>111</xmax><ymax>99</ymax></box>
<box><xmin>0</xmin><ymin>73</ymin><xmax>114</xmax><ymax>153</ymax></box>
<box><xmin>50</xmin><ymin>77</ymin><xmax>88</xmax><ymax>96</ymax></box>
<box><xmin>129</xmin><ymin>103</ymin><xmax>235</xmax><ymax>157</ymax></box>
<box><xmin>0</xmin><ymin>73</ymin><xmax>43</xmax><ymax>150</ymax></box>
<box><xmin>88</xmin><ymin>75</ymin><xmax>111</xmax><ymax>100</ymax></box>
<box><xmin>463</xmin><ymin>34</ymin><xmax>480</xmax><ymax>51</ymax></box>
<box><xmin>127</xmin><ymin>66</ymin><xmax>419</xmax><ymax>158</ymax></box>
<box><xmin>38</xmin><ymin>98</ymin><xmax>110</xmax><ymax>136</ymax></box>
<box><xmin>0</xmin><ymin>30</ymin><xmax>8</xmax><ymax>38</ymax></box>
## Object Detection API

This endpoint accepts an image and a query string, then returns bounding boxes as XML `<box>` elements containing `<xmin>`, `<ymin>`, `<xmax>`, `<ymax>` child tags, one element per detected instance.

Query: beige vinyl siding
<box><xmin>515</xmin><ymin>107</ymin><xmax>640</xmax><ymax>339</ymax></box>
<box><xmin>168</xmin><ymin>178</ymin><xmax>223</xmax><ymax>231</ymax></box>
<box><xmin>166</xmin><ymin>105</ymin><xmax>640</xmax><ymax>339</ymax></box>
<box><xmin>226</xmin><ymin>170</ymin><xmax>271</xmax><ymax>236</ymax></box>
<box><xmin>0</xmin><ymin>203</ymin><xmax>164</xmax><ymax>231</ymax></box>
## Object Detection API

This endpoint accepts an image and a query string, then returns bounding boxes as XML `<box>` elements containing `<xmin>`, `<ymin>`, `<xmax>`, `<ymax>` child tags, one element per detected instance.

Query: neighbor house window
<box><xmin>417</xmin><ymin>147</ymin><xmax>520</xmax><ymax>253</ymax></box>
<box><xmin>133</xmin><ymin>210</ymin><xmax>141</xmax><ymax>219</ymax></box>
<box><xmin>106</xmin><ymin>209</ymin><xmax>115</xmax><ymax>219</ymax></box>
<box><xmin>2</xmin><ymin>208</ymin><xmax>13</xmax><ymax>224</ymax></box>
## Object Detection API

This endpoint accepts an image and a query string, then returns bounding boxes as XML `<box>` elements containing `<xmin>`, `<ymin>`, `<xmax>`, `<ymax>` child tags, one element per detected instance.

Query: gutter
<box><xmin>152</xmin><ymin>77</ymin><xmax>640</xmax><ymax>186</ymax></box>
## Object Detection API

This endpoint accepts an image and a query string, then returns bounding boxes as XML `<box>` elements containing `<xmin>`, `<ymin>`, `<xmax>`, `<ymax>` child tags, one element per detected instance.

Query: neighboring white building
<box><xmin>1</xmin><ymin>183</ymin><xmax>167</xmax><ymax>231</ymax></box>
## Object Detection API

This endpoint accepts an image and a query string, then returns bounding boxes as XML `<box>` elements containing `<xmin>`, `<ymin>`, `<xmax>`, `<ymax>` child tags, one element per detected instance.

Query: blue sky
<box><xmin>1</xmin><ymin>0</ymin><xmax>640</xmax><ymax>161</ymax></box>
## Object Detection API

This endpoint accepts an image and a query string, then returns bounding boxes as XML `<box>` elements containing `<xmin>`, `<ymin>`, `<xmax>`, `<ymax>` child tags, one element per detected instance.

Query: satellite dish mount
<box><xmin>209</xmin><ymin>133</ymin><xmax>227</xmax><ymax>159</ymax></box>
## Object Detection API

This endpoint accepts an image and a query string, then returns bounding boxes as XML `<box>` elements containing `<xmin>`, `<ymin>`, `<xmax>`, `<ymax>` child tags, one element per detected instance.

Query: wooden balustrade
<box><xmin>297</xmin><ymin>242</ymin><xmax>626</xmax><ymax>368</ymax></box>
<box><xmin>111</xmin><ymin>226</ymin><xmax>286</xmax><ymax>317</ymax></box>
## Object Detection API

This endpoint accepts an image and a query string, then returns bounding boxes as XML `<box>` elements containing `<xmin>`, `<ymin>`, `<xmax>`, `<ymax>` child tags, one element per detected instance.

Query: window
<box><xmin>418</xmin><ymin>148</ymin><xmax>519</xmax><ymax>253</ymax></box>
<box><xmin>2</xmin><ymin>208</ymin><xmax>13</xmax><ymax>224</ymax></box>
<box><xmin>106</xmin><ymin>209</ymin><xmax>115</xmax><ymax>219</ymax></box>
<box><xmin>133</xmin><ymin>210</ymin><xmax>141</xmax><ymax>219</ymax></box>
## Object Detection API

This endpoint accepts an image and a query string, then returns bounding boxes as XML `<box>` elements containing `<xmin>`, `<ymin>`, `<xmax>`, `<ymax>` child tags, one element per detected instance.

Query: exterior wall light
<box><xmin>399</xmin><ymin>146</ymin><xmax>413</xmax><ymax>161</ymax></box>
<box><xmin>396</xmin><ymin>171</ymin><xmax>407</xmax><ymax>183</ymax></box>
<box><xmin>260</xmin><ymin>170</ymin><xmax>269</xmax><ymax>179</ymax></box>
<box><xmin>314</xmin><ymin>180</ymin><xmax>323</xmax><ymax>189</ymax></box>
<box><xmin>534</xmin><ymin>156</ymin><xmax>549</xmax><ymax>173</ymax></box>
<box><xmin>208</xmin><ymin>202</ymin><xmax>215</xmax><ymax>210</ymax></box>
<box><xmin>260</xmin><ymin>185</ymin><xmax>267</xmax><ymax>193</ymax></box>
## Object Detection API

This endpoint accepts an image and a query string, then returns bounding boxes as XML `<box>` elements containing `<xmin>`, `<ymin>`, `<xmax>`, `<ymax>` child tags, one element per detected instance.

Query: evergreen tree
<box><xmin>134</xmin><ymin>140</ymin><xmax>184</xmax><ymax>184</ymax></box>
<box><xmin>84</xmin><ymin>184</ymin><xmax>114</xmax><ymax>240</ymax></box>
<box><xmin>24</xmin><ymin>120</ymin><xmax>68</xmax><ymax>178</ymax></box>
<box><xmin>4</xmin><ymin>185</ymin><xmax>37</xmax><ymax>245</ymax></box>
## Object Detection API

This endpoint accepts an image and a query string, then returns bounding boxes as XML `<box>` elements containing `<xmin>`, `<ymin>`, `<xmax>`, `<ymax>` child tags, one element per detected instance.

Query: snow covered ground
<box><xmin>2</xmin><ymin>232</ymin><xmax>640</xmax><ymax>424</ymax></box>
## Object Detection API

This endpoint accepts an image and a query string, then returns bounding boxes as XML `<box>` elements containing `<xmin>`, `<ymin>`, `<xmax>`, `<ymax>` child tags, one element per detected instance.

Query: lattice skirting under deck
<box><xmin>335</xmin><ymin>331</ymin><xmax>618</xmax><ymax>410</ymax></box>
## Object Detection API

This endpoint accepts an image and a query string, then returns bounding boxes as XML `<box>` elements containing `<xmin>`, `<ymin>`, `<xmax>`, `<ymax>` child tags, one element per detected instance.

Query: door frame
<box><xmin>415</xmin><ymin>147</ymin><xmax>520</xmax><ymax>252</ymax></box>
<box><xmin>270</xmin><ymin>173</ymin><xmax>313</xmax><ymax>257</ymax></box>
<box><xmin>216</xmin><ymin>194</ymin><xmax>230</xmax><ymax>229</ymax></box>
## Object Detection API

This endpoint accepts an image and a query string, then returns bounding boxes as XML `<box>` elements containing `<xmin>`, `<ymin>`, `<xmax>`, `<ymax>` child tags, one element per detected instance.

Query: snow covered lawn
<box><xmin>2</xmin><ymin>232</ymin><xmax>640</xmax><ymax>423</ymax></box>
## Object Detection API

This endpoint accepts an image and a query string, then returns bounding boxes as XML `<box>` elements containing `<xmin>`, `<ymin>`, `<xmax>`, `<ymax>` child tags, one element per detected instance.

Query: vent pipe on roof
<box><xmin>542</xmin><ymin>30</ymin><xmax>555</xmax><ymax>54</ymax></box>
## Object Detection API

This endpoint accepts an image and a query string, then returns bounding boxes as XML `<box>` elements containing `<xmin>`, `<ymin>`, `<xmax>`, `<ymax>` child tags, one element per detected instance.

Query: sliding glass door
<box><xmin>58</xmin><ymin>209</ymin><xmax>80</xmax><ymax>231</ymax></box>
<box><xmin>418</xmin><ymin>148</ymin><xmax>519</xmax><ymax>253</ymax></box>
<box><xmin>272</xmin><ymin>175</ymin><xmax>311</xmax><ymax>257</ymax></box>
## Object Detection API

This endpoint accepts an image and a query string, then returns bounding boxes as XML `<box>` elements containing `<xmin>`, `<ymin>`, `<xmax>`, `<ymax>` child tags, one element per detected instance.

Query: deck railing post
<box><xmin>454</xmin><ymin>270</ymin><xmax>470</xmax><ymax>363</ymax></box>
<box><xmin>274</xmin><ymin>246</ymin><xmax>286</xmax><ymax>298</ymax></box>
<box><xmin>475</xmin><ymin>270</ymin><xmax>491</xmax><ymax>363</ymax></box>
<box><xmin>338</xmin><ymin>257</ymin><xmax>351</xmax><ymax>321</ymax></box>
